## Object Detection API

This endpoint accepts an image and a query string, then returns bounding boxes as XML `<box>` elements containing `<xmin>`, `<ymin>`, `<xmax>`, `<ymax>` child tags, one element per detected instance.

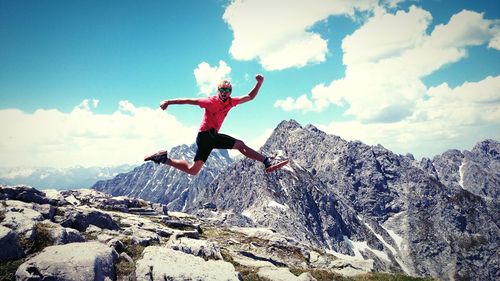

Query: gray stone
<box><xmin>1</xmin><ymin>200</ymin><xmax>44</xmax><ymax>237</ymax></box>
<box><xmin>0</xmin><ymin>185</ymin><xmax>50</xmax><ymax>205</ymax></box>
<box><xmin>123</xmin><ymin>227</ymin><xmax>160</xmax><ymax>246</ymax></box>
<box><xmin>54</xmin><ymin>206</ymin><xmax>119</xmax><ymax>232</ymax></box>
<box><xmin>107</xmin><ymin>238</ymin><xmax>125</xmax><ymax>253</ymax></box>
<box><xmin>135</xmin><ymin>246</ymin><xmax>240</xmax><ymax>281</ymax></box>
<box><xmin>151</xmin><ymin>203</ymin><xmax>169</xmax><ymax>215</ymax></box>
<box><xmin>16</xmin><ymin>241</ymin><xmax>118</xmax><ymax>281</ymax></box>
<box><xmin>168</xmin><ymin>237</ymin><xmax>223</xmax><ymax>260</ymax></box>
<box><xmin>32</xmin><ymin>204</ymin><xmax>56</xmax><ymax>220</ymax></box>
<box><xmin>48</xmin><ymin>226</ymin><xmax>86</xmax><ymax>245</ymax></box>
<box><xmin>258</xmin><ymin>267</ymin><xmax>317</xmax><ymax>281</ymax></box>
<box><xmin>0</xmin><ymin>225</ymin><xmax>24</xmax><ymax>261</ymax></box>
<box><xmin>119</xmin><ymin>252</ymin><xmax>134</xmax><ymax>264</ymax></box>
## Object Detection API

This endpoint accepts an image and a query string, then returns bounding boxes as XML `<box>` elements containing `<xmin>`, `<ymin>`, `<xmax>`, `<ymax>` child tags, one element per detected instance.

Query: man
<box><xmin>144</xmin><ymin>74</ymin><xmax>288</xmax><ymax>175</ymax></box>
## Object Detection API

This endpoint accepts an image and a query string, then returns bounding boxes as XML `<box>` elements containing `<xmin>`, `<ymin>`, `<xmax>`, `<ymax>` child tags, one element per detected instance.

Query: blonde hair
<box><xmin>218</xmin><ymin>80</ymin><xmax>232</xmax><ymax>89</ymax></box>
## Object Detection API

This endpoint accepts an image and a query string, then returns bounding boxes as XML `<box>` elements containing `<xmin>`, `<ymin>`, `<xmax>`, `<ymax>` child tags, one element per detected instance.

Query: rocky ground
<box><xmin>1</xmin><ymin>185</ymin><xmax>435</xmax><ymax>281</ymax></box>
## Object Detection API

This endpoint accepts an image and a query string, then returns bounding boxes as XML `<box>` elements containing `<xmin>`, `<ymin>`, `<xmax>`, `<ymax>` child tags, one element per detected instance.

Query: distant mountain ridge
<box><xmin>93</xmin><ymin>120</ymin><xmax>499</xmax><ymax>281</ymax></box>
<box><xmin>93</xmin><ymin>144</ymin><xmax>233</xmax><ymax>211</ymax></box>
<box><xmin>0</xmin><ymin>164</ymin><xmax>136</xmax><ymax>190</ymax></box>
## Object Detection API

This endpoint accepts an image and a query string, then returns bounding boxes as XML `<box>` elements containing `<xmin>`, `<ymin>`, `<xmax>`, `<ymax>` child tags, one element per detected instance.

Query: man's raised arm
<box><xmin>237</xmin><ymin>74</ymin><xmax>264</xmax><ymax>104</ymax></box>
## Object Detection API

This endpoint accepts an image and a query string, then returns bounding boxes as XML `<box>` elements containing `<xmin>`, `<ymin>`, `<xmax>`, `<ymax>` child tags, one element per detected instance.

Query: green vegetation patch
<box><xmin>17</xmin><ymin>223</ymin><xmax>56</xmax><ymax>254</ymax></box>
<box><xmin>0</xmin><ymin>259</ymin><xmax>25</xmax><ymax>281</ymax></box>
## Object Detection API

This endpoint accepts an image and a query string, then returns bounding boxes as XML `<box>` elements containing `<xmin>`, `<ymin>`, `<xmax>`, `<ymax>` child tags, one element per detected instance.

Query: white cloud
<box><xmin>488</xmin><ymin>24</ymin><xmax>500</xmax><ymax>50</ymax></box>
<box><xmin>223</xmin><ymin>0</ymin><xmax>378</xmax><ymax>71</ymax></box>
<box><xmin>193</xmin><ymin>60</ymin><xmax>231</xmax><ymax>96</ymax></box>
<box><xmin>0</xmin><ymin>100</ymin><xmax>197</xmax><ymax>168</ymax></box>
<box><xmin>275</xmin><ymin>7</ymin><xmax>500</xmax><ymax>123</ymax></box>
<box><xmin>342</xmin><ymin>6</ymin><xmax>431</xmax><ymax>66</ymax></box>
<box><xmin>273</xmin><ymin>94</ymin><xmax>315</xmax><ymax>113</ymax></box>
<box><xmin>320</xmin><ymin>76</ymin><xmax>500</xmax><ymax>158</ymax></box>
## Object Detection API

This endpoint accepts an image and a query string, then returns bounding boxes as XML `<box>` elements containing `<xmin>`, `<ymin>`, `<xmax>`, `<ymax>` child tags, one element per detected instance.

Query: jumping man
<box><xmin>144</xmin><ymin>74</ymin><xmax>288</xmax><ymax>175</ymax></box>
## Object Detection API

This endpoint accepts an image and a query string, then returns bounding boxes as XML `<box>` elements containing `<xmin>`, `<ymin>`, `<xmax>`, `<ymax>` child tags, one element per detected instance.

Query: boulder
<box><xmin>123</xmin><ymin>227</ymin><xmax>160</xmax><ymax>246</ymax></box>
<box><xmin>119</xmin><ymin>252</ymin><xmax>134</xmax><ymax>264</ymax></box>
<box><xmin>107</xmin><ymin>238</ymin><xmax>125</xmax><ymax>253</ymax></box>
<box><xmin>0</xmin><ymin>185</ymin><xmax>51</xmax><ymax>205</ymax></box>
<box><xmin>32</xmin><ymin>204</ymin><xmax>56</xmax><ymax>220</ymax></box>
<box><xmin>151</xmin><ymin>203</ymin><xmax>169</xmax><ymax>215</ymax></box>
<box><xmin>16</xmin><ymin>241</ymin><xmax>118</xmax><ymax>281</ymax></box>
<box><xmin>0</xmin><ymin>225</ymin><xmax>24</xmax><ymax>261</ymax></box>
<box><xmin>48</xmin><ymin>226</ymin><xmax>86</xmax><ymax>245</ymax></box>
<box><xmin>168</xmin><ymin>237</ymin><xmax>223</xmax><ymax>260</ymax></box>
<box><xmin>54</xmin><ymin>206</ymin><xmax>119</xmax><ymax>231</ymax></box>
<box><xmin>135</xmin><ymin>246</ymin><xmax>240</xmax><ymax>281</ymax></box>
<box><xmin>1</xmin><ymin>200</ymin><xmax>44</xmax><ymax>237</ymax></box>
<box><xmin>258</xmin><ymin>267</ymin><xmax>316</xmax><ymax>281</ymax></box>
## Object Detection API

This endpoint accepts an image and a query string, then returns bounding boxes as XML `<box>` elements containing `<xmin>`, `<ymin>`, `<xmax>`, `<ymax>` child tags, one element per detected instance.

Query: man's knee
<box><xmin>188</xmin><ymin>169</ymin><xmax>200</xmax><ymax>176</ymax></box>
<box><xmin>233</xmin><ymin>140</ymin><xmax>245</xmax><ymax>150</ymax></box>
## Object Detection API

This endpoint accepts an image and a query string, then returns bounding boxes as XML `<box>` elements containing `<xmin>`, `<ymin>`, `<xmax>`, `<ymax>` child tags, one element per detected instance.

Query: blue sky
<box><xmin>1</xmin><ymin>0</ymin><xmax>499</xmax><ymax>168</ymax></box>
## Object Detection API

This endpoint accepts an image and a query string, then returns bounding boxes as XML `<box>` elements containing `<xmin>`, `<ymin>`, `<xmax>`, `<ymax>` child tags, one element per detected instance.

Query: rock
<box><xmin>32</xmin><ymin>204</ymin><xmax>56</xmax><ymax>220</ymax></box>
<box><xmin>1</xmin><ymin>200</ymin><xmax>44</xmax><ymax>237</ymax></box>
<box><xmin>162</xmin><ymin>219</ymin><xmax>202</xmax><ymax>233</ymax></box>
<box><xmin>151</xmin><ymin>203</ymin><xmax>169</xmax><ymax>215</ymax></box>
<box><xmin>203</xmin><ymin>202</ymin><xmax>217</xmax><ymax>210</ymax></box>
<box><xmin>120</xmin><ymin>252</ymin><xmax>134</xmax><ymax>264</ymax></box>
<box><xmin>258</xmin><ymin>267</ymin><xmax>317</xmax><ymax>281</ymax></box>
<box><xmin>123</xmin><ymin>227</ymin><xmax>160</xmax><ymax>246</ymax></box>
<box><xmin>135</xmin><ymin>246</ymin><xmax>240</xmax><ymax>281</ymax></box>
<box><xmin>0</xmin><ymin>225</ymin><xmax>24</xmax><ymax>261</ymax></box>
<box><xmin>171</xmin><ymin>230</ymin><xmax>200</xmax><ymax>240</ymax></box>
<box><xmin>0</xmin><ymin>185</ymin><xmax>52</xmax><ymax>205</ymax></box>
<box><xmin>54</xmin><ymin>206</ymin><xmax>119</xmax><ymax>231</ymax></box>
<box><xmin>168</xmin><ymin>237</ymin><xmax>223</xmax><ymax>260</ymax></box>
<box><xmin>329</xmin><ymin>259</ymin><xmax>374</xmax><ymax>276</ymax></box>
<box><xmin>154</xmin><ymin>227</ymin><xmax>173</xmax><ymax>238</ymax></box>
<box><xmin>108</xmin><ymin>238</ymin><xmax>125</xmax><ymax>253</ymax></box>
<box><xmin>99</xmin><ymin>196</ymin><xmax>130</xmax><ymax>212</ymax></box>
<box><xmin>15</xmin><ymin>241</ymin><xmax>118</xmax><ymax>281</ymax></box>
<box><xmin>48</xmin><ymin>226</ymin><xmax>86</xmax><ymax>245</ymax></box>
<box><xmin>128</xmin><ymin>207</ymin><xmax>157</xmax><ymax>216</ymax></box>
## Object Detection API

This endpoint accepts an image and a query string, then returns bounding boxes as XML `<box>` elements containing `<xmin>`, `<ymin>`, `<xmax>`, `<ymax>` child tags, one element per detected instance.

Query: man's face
<box><xmin>218</xmin><ymin>87</ymin><xmax>232</xmax><ymax>101</ymax></box>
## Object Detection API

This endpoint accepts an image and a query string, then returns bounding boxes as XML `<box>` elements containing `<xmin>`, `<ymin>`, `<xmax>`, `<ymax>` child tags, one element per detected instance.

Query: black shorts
<box><xmin>194</xmin><ymin>129</ymin><xmax>236</xmax><ymax>162</ymax></box>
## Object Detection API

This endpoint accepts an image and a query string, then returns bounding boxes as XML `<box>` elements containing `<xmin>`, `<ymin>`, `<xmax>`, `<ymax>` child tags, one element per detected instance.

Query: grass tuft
<box><xmin>0</xmin><ymin>259</ymin><xmax>25</xmax><ymax>281</ymax></box>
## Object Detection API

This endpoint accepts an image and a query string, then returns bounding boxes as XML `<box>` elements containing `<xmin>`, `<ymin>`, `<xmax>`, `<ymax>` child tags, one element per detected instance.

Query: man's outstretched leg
<box><xmin>232</xmin><ymin>140</ymin><xmax>266</xmax><ymax>162</ymax></box>
<box><xmin>232</xmin><ymin>140</ymin><xmax>288</xmax><ymax>172</ymax></box>
<box><xmin>144</xmin><ymin>150</ymin><xmax>204</xmax><ymax>176</ymax></box>
<box><xmin>166</xmin><ymin>159</ymin><xmax>204</xmax><ymax>176</ymax></box>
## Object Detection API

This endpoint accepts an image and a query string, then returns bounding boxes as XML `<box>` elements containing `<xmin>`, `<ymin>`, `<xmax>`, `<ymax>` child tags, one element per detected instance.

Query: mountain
<box><xmin>92</xmin><ymin>120</ymin><xmax>499</xmax><ymax>281</ymax></box>
<box><xmin>93</xmin><ymin>144</ymin><xmax>233</xmax><ymax>211</ymax></box>
<box><xmin>0</xmin><ymin>165</ymin><xmax>136</xmax><ymax>190</ymax></box>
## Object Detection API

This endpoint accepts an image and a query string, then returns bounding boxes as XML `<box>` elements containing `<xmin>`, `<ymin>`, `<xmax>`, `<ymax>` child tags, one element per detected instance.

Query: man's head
<box><xmin>217</xmin><ymin>80</ymin><xmax>232</xmax><ymax>102</ymax></box>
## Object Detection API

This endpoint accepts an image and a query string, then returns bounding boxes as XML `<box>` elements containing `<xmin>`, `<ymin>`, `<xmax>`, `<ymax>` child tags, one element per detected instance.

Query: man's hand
<box><xmin>160</xmin><ymin>100</ymin><xmax>169</xmax><ymax>110</ymax></box>
<box><xmin>256</xmin><ymin>74</ymin><xmax>264</xmax><ymax>84</ymax></box>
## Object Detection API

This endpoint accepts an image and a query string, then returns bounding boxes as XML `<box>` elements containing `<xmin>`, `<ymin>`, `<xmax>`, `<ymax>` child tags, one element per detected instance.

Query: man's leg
<box><xmin>165</xmin><ymin>159</ymin><xmax>204</xmax><ymax>176</ymax></box>
<box><xmin>232</xmin><ymin>140</ymin><xmax>266</xmax><ymax>162</ymax></box>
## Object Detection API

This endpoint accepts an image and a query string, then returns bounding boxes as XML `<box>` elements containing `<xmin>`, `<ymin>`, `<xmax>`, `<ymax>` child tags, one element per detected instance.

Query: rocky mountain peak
<box><xmin>471</xmin><ymin>138</ymin><xmax>500</xmax><ymax>159</ymax></box>
<box><xmin>90</xmin><ymin>120</ymin><xmax>498</xmax><ymax>281</ymax></box>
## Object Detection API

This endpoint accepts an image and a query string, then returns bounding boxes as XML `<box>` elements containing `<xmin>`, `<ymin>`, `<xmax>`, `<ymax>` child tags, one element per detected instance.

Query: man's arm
<box><xmin>237</xmin><ymin>74</ymin><xmax>264</xmax><ymax>104</ymax></box>
<box><xmin>160</xmin><ymin>98</ymin><xmax>201</xmax><ymax>110</ymax></box>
